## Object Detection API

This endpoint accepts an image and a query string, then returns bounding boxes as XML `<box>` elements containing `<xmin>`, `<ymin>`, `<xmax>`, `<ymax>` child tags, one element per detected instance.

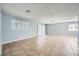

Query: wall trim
<box><xmin>2</xmin><ymin>35</ymin><xmax>37</xmax><ymax>44</ymax></box>
<box><xmin>45</xmin><ymin>19</ymin><xmax>78</xmax><ymax>24</ymax></box>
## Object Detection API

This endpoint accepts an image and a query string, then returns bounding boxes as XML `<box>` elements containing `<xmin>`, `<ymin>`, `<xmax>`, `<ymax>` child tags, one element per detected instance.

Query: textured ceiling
<box><xmin>2</xmin><ymin>3</ymin><xmax>79</xmax><ymax>24</ymax></box>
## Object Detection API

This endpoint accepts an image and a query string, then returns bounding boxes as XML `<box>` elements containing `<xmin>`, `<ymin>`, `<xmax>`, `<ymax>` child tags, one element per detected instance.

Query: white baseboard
<box><xmin>0</xmin><ymin>44</ymin><xmax>2</xmax><ymax>56</ymax></box>
<box><xmin>2</xmin><ymin>35</ymin><xmax>37</xmax><ymax>44</ymax></box>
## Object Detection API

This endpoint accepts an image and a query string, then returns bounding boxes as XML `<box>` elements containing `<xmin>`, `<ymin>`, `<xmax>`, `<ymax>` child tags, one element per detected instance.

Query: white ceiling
<box><xmin>2</xmin><ymin>3</ymin><xmax>79</xmax><ymax>24</ymax></box>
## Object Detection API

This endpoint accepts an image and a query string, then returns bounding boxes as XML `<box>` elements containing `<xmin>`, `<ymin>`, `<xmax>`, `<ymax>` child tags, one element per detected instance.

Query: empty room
<box><xmin>0</xmin><ymin>3</ymin><xmax>79</xmax><ymax>56</ymax></box>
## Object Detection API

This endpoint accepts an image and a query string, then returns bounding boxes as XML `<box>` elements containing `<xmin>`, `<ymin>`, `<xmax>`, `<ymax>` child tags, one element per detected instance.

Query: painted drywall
<box><xmin>2</xmin><ymin>11</ymin><xmax>37</xmax><ymax>44</ymax></box>
<box><xmin>78</xmin><ymin>18</ymin><xmax>79</xmax><ymax>49</ymax></box>
<box><xmin>46</xmin><ymin>21</ymin><xmax>78</xmax><ymax>37</ymax></box>
<box><xmin>77</xmin><ymin>17</ymin><xmax>79</xmax><ymax>56</ymax></box>
<box><xmin>0</xmin><ymin>4</ymin><xmax>2</xmax><ymax>55</ymax></box>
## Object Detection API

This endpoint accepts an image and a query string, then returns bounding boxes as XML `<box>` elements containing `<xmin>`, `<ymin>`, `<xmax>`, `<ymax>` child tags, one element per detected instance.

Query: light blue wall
<box><xmin>0</xmin><ymin>4</ymin><xmax>2</xmax><ymax>55</ymax></box>
<box><xmin>2</xmin><ymin>12</ymin><xmax>37</xmax><ymax>44</ymax></box>
<box><xmin>0</xmin><ymin>7</ymin><xmax>1</xmax><ymax>42</ymax></box>
<box><xmin>78</xmin><ymin>18</ymin><xmax>79</xmax><ymax>48</ymax></box>
<box><xmin>46</xmin><ymin>21</ymin><xmax>78</xmax><ymax>37</ymax></box>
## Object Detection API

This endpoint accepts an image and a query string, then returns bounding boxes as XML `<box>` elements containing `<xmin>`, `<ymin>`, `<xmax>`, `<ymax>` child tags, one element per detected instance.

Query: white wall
<box><xmin>0</xmin><ymin>4</ymin><xmax>2</xmax><ymax>55</ymax></box>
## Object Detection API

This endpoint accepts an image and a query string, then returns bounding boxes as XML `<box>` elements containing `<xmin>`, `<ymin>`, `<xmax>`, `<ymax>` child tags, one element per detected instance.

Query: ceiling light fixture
<box><xmin>26</xmin><ymin>10</ymin><xmax>31</xmax><ymax>13</ymax></box>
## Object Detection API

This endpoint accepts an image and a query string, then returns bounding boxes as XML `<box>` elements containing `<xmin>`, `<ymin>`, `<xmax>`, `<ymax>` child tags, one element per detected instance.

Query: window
<box><xmin>11</xmin><ymin>19</ymin><xmax>29</xmax><ymax>30</ymax></box>
<box><xmin>69</xmin><ymin>24</ymin><xmax>78</xmax><ymax>31</ymax></box>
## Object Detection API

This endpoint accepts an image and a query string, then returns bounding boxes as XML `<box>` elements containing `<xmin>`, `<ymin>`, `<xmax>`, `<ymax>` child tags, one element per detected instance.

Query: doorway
<box><xmin>37</xmin><ymin>24</ymin><xmax>45</xmax><ymax>36</ymax></box>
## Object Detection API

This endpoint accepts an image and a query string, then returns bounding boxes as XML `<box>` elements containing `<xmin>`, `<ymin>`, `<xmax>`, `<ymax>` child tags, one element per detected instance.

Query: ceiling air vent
<box><xmin>52</xmin><ymin>20</ymin><xmax>55</xmax><ymax>22</ymax></box>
